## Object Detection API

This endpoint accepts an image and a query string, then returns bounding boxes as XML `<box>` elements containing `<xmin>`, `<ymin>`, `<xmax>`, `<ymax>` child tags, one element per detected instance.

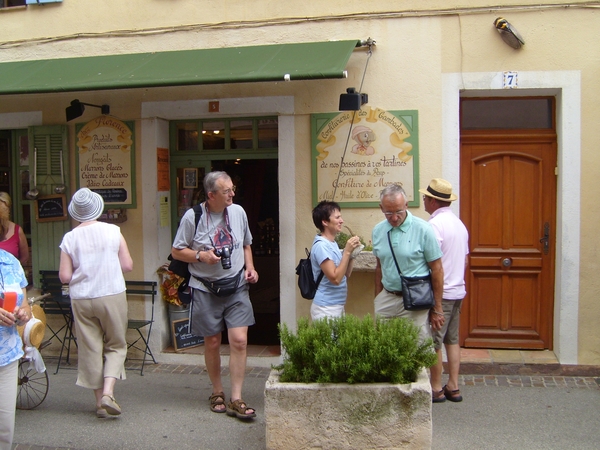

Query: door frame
<box><xmin>141</xmin><ymin>96</ymin><xmax>296</xmax><ymax>358</ymax></box>
<box><xmin>442</xmin><ymin>71</ymin><xmax>581</xmax><ymax>364</ymax></box>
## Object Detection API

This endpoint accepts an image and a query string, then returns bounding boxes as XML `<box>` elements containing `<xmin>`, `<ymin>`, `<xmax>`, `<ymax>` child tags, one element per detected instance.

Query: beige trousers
<box><xmin>0</xmin><ymin>360</ymin><xmax>18</xmax><ymax>450</ymax></box>
<box><xmin>71</xmin><ymin>292</ymin><xmax>128</xmax><ymax>389</ymax></box>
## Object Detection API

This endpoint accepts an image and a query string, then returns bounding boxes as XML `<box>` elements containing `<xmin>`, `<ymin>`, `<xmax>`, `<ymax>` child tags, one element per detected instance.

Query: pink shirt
<box><xmin>0</xmin><ymin>223</ymin><xmax>21</xmax><ymax>260</ymax></box>
<box><xmin>429</xmin><ymin>207</ymin><xmax>469</xmax><ymax>300</ymax></box>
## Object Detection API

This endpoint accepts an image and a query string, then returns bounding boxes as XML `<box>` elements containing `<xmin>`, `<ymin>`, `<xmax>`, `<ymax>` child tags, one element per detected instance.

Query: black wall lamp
<box><xmin>339</xmin><ymin>87</ymin><xmax>368</xmax><ymax>111</ymax></box>
<box><xmin>66</xmin><ymin>99</ymin><xmax>110</xmax><ymax>122</ymax></box>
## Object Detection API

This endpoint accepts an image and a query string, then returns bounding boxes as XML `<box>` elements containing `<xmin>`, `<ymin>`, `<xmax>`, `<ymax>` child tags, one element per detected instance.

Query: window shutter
<box><xmin>29</xmin><ymin>125</ymin><xmax>71</xmax><ymax>285</ymax></box>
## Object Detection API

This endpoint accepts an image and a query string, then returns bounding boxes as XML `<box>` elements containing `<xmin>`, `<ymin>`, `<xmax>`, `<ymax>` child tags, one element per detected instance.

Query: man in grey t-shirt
<box><xmin>172</xmin><ymin>171</ymin><xmax>259</xmax><ymax>420</ymax></box>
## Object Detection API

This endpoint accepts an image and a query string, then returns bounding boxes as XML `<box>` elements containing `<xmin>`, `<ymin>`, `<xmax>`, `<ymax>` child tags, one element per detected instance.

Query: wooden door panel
<box><xmin>469</xmin><ymin>274</ymin><xmax>503</xmax><ymax>328</ymax></box>
<box><xmin>509</xmin><ymin>273</ymin><xmax>539</xmax><ymax>329</ymax></box>
<box><xmin>461</xmin><ymin>133</ymin><xmax>556</xmax><ymax>349</ymax></box>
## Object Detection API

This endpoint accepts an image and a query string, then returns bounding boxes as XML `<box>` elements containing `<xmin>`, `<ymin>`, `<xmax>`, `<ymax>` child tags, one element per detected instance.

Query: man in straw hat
<box><xmin>372</xmin><ymin>184</ymin><xmax>445</xmax><ymax>344</ymax></box>
<box><xmin>420</xmin><ymin>178</ymin><xmax>469</xmax><ymax>403</ymax></box>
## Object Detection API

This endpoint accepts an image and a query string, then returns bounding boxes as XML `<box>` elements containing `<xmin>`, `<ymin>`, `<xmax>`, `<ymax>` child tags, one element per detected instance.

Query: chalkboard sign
<box><xmin>171</xmin><ymin>318</ymin><xmax>204</xmax><ymax>351</ymax></box>
<box><xmin>35</xmin><ymin>195</ymin><xmax>68</xmax><ymax>222</ymax></box>
<box><xmin>93</xmin><ymin>188</ymin><xmax>128</xmax><ymax>203</ymax></box>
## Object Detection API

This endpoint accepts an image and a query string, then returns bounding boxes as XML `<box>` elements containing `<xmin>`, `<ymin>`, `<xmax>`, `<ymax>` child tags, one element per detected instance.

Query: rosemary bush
<box><xmin>275</xmin><ymin>314</ymin><xmax>436</xmax><ymax>384</ymax></box>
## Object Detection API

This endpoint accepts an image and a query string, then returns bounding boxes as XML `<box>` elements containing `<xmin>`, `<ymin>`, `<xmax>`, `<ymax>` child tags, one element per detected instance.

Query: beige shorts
<box><xmin>374</xmin><ymin>289</ymin><xmax>431</xmax><ymax>343</ymax></box>
<box><xmin>433</xmin><ymin>299</ymin><xmax>463</xmax><ymax>350</ymax></box>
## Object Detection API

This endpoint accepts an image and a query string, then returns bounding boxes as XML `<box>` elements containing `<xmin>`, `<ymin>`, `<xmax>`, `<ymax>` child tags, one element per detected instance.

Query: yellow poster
<box><xmin>311</xmin><ymin>108</ymin><xmax>418</xmax><ymax>207</ymax></box>
<box><xmin>76</xmin><ymin>116</ymin><xmax>135</xmax><ymax>207</ymax></box>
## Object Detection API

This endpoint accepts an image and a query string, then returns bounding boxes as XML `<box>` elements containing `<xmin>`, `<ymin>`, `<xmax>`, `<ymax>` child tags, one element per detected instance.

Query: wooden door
<box><xmin>460</xmin><ymin>132</ymin><xmax>556</xmax><ymax>349</ymax></box>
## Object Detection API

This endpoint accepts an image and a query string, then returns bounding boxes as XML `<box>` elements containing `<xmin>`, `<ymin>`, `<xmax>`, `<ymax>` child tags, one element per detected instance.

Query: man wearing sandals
<box><xmin>420</xmin><ymin>179</ymin><xmax>469</xmax><ymax>403</ymax></box>
<box><xmin>172</xmin><ymin>171</ymin><xmax>258</xmax><ymax>420</ymax></box>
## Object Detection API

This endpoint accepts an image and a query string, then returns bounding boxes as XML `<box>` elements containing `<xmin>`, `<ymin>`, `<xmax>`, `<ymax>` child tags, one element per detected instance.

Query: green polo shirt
<box><xmin>372</xmin><ymin>211</ymin><xmax>443</xmax><ymax>292</ymax></box>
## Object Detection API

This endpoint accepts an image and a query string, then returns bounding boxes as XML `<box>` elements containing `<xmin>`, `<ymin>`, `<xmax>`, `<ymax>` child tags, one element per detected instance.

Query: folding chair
<box><xmin>125</xmin><ymin>280</ymin><xmax>158</xmax><ymax>375</ymax></box>
<box><xmin>39</xmin><ymin>270</ymin><xmax>76</xmax><ymax>374</ymax></box>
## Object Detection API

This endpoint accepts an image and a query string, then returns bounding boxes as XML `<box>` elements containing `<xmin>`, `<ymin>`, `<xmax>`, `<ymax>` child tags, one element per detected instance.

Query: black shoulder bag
<box><xmin>168</xmin><ymin>203</ymin><xmax>203</xmax><ymax>304</ymax></box>
<box><xmin>387</xmin><ymin>229</ymin><xmax>435</xmax><ymax>311</ymax></box>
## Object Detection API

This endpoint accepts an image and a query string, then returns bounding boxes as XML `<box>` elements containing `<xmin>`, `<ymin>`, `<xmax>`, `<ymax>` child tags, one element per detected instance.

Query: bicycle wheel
<box><xmin>16</xmin><ymin>359</ymin><xmax>49</xmax><ymax>410</ymax></box>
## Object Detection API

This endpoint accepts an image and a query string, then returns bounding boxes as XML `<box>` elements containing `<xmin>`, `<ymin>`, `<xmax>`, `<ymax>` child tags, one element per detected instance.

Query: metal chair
<box><xmin>39</xmin><ymin>270</ymin><xmax>76</xmax><ymax>374</ymax></box>
<box><xmin>125</xmin><ymin>280</ymin><xmax>158</xmax><ymax>375</ymax></box>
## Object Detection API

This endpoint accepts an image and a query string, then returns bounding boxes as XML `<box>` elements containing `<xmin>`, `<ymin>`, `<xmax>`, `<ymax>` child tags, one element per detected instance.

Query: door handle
<box><xmin>539</xmin><ymin>222</ymin><xmax>550</xmax><ymax>255</ymax></box>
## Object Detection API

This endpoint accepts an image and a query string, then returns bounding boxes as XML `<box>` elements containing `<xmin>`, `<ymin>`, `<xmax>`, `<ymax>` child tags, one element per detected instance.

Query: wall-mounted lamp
<box><xmin>66</xmin><ymin>99</ymin><xmax>110</xmax><ymax>122</ymax></box>
<box><xmin>339</xmin><ymin>87</ymin><xmax>368</xmax><ymax>111</ymax></box>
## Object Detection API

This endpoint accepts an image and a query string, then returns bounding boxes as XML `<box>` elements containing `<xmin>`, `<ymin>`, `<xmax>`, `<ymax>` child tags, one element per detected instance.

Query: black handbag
<box><xmin>387</xmin><ymin>230</ymin><xmax>435</xmax><ymax>311</ymax></box>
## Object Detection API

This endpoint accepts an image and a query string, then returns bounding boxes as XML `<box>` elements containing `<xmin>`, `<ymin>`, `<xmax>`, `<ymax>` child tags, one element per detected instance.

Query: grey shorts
<box><xmin>433</xmin><ymin>299</ymin><xmax>463</xmax><ymax>350</ymax></box>
<box><xmin>189</xmin><ymin>284</ymin><xmax>255</xmax><ymax>337</ymax></box>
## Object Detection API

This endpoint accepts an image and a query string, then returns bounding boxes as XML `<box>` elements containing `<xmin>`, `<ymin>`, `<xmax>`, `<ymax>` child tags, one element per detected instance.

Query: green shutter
<box><xmin>29</xmin><ymin>125</ymin><xmax>71</xmax><ymax>286</ymax></box>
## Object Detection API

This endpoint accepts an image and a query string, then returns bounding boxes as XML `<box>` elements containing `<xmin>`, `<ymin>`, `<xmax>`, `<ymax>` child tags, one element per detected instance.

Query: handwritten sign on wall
<box><xmin>76</xmin><ymin>116</ymin><xmax>136</xmax><ymax>208</ymax></box>
<box><xmin>311</xmin><ymin>108</ymin><xmax>419</xmax><ymax>207</ymax></box>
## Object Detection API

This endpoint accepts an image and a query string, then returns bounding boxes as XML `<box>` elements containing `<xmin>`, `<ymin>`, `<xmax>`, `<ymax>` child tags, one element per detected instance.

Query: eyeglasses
<box><xmin>383</xmin><ymin>210</ymin><xmax>406</xmax><ymax>217</ymax></box>
<box><xmin>220</xmin><ymin>185</ymin><xmax>236</xmax><ymax>195</ymax></box>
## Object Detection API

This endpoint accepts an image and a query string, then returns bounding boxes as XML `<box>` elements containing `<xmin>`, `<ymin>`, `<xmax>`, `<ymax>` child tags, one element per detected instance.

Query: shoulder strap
<box><xmin>387</xmin><ymin>229</ymin><xmax>403</xmax><ymax>277</ymax></box>
<box><xmin>193</xmin><ymin>203</ymin><xmax>203</xmax><ymax>231</ymax></box>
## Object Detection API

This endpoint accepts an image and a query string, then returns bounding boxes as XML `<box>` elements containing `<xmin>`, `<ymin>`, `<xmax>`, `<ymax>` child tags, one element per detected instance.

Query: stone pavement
<box><xmin>12</xmin><ymin>359</ymin><xmax>600</xmax><ymax>450</ymax></box>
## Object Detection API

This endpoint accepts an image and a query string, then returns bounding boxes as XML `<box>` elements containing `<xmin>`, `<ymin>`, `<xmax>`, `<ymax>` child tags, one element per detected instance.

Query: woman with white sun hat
<box><xmin>59</xmin><ymin>188</ymin><xmax>133</xmax><ymax>418</ymax></box>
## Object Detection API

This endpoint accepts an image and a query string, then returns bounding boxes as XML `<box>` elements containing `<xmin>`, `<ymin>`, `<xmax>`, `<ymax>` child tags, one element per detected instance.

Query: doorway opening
<box><xmin>170</xmin><ymin>115</ymin><xmax>280</xmax><ymax>346</ymax></box>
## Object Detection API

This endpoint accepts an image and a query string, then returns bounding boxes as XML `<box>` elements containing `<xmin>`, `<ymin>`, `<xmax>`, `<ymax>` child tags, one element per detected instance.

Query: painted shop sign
<box><xmin>75</xmin><ymin>116</ymin><xmax>136</xmax><ymax>208</ymax></box>
<box><xmin>311</xmin><ymin>108</ymin><xmax>419</xmax><ymax>208</ymax></box>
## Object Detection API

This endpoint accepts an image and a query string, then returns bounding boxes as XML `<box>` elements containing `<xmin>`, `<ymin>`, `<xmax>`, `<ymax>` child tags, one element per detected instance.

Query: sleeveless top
<box><xmin>0</xmin><ymin>223</ymin><xmax>21</xmax><ymax>259</ymax></box>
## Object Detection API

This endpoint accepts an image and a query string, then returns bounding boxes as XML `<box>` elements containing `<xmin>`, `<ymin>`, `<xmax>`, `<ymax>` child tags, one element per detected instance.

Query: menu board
<box><xmin>76</xmin><ymin>116</ymin><xmax>136</xmax><ymax>208</ymax></box>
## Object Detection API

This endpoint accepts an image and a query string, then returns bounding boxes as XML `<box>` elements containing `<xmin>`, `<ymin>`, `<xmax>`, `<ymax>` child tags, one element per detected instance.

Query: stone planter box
<box><xmin>264</xmin><ymin>368</ymin><xmax>432</xmax><ymax>450</ymax></box>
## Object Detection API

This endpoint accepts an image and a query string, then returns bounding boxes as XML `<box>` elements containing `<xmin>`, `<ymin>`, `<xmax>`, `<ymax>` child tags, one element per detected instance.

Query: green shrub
<box><xmin>274</xmin><ymin>314</ymin><xmax>436</xmax><ymax>384</ymax></box>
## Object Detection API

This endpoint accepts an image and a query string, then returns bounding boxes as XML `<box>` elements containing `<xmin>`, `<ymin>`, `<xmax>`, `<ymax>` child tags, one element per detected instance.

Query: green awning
<box><xmin>0</xmin><ymin>40</ymin><xmax>360</xmax><ymax>95</ymax></box>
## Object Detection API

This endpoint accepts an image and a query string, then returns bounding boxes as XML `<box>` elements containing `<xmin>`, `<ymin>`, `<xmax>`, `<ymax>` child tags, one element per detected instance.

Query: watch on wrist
<box><xmin>195</xmin><ymin>250</ymin><xmax>201</xmax><ymax>262</ymax></box>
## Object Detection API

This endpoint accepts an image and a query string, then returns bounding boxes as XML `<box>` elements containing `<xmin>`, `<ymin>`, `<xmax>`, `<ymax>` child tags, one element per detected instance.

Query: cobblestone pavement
<box><xmin>458</xmin><ymin>374</ymin><xmax>599</xmax><ymax>388</ymax></box>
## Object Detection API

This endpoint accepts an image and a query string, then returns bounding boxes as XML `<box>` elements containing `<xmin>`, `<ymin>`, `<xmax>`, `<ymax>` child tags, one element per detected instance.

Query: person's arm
<box><xmin>14</xmin><ymin>287</ymin><xmax>30</xmax><ymax>326</ymax></box>
<box><xmin>243</xmin><ymin>245</ymin><xmax>259</xmax><ymax>284</ymax></box>
<box><xmin>428</xmin><ymin>258</ymin><xmax>445</xmax><ymax>331</ymax></box>
<box><xmin>17</xmin><ymin>225</ymin><xmax>29</xmax><ymax>266</ymax></box>
<box><xmin>320</xmin><ymin>236</ymin><xmax>360</xmax><ymax>285</ymax></box>
<box><xmin>118</xmin><ymin>235</ymin><xmax>133</xmax><ymax>273</ymax></box>
<box><xmin>58</xmin><ymin>250</ymin><xmax>74</xmax><ymax>284</ymax></box>
<box><xmin>171</xmin><ymin>246</ymin><xmax>221</xmax><ymax>265</ymax></box>
<box><xmin>374</xmin><ymin>257</ymin><xmax>383</xmax><ymax>297</ymax></box>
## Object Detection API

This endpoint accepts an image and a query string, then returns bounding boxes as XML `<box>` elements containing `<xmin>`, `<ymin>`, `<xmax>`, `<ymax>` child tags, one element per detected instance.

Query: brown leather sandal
<box><xmin>443</xmin><ymin>385</ymin><xmax>463</xmax><ymax>402</ymax></box>
<box><xmin>226</xmin><ymin>398</ymin><xmax>256</xmax><ymax>420</ymax></box>
<box><xmin>432</xmin><ymin>388</ymin><xmax>446</xmax><ymax>403</ymax></box>
<box><xmin>209</xmin><ymin>391</ymin><xmax>226</xmax><ymax>413</ymax></box>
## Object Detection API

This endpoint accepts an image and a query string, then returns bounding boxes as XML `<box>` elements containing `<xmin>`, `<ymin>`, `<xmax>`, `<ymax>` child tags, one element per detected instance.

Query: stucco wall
<box><xmin>0</xmin><ymin>0</ymin><xmax>598</xmax><ymax>364</ymax></box>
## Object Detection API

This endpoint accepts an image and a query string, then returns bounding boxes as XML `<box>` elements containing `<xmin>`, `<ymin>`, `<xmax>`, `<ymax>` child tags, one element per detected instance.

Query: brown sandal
<box><xmin>432</xmin><ymin>388</ymin><xmax>446</xmax><ymax>403</ymax></box>
<box><xmin>209</xmin><ymin>392</ymin><xmax>226</xmax><ymax>413</ymax></box>
<box><xmin>226</xmin><ymin>398</ymin><xmax>256</xmax><ymax>420</ymax></box>
<box><xmin>443</xmin><ymin>385</ymin><xmax>463</xmax><ymax>402</ymax></box>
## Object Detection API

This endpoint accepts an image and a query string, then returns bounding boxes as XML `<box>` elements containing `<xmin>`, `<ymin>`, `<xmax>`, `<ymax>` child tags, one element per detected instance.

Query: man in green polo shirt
<box><xmin>372</xmin><ymin>184</ymin><xmax>445</xmax><ymax>342</ymax></box>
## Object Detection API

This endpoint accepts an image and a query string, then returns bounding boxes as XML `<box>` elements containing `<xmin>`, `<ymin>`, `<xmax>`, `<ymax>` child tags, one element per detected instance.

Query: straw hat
<box><xmin>68</xmin><ymin>188</ymin><xmax>104</xmax><ymax>222</ymax></box>
<box><xmin>18</xmin><ymin>305</ymin><xmax>47</xmax><ymax>349</ymax></box>
<box><xmin>419</xmin><ymin>178</ymin><xmax>458</xmax><ymax>202</ymax></box>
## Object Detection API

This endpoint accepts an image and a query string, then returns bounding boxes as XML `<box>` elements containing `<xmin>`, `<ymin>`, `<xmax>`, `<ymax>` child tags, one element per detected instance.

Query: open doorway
<box><xmin>211</xmin><ymin>159</ymin><xmax>280</xmax><ymax>345</ymax></box>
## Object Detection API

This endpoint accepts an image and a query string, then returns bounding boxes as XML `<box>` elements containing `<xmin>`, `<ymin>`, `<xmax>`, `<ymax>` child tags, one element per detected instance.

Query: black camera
<box><xmin>214</xmin><ymin>246</ymin><xmax>232</xmax><ymax>270</ymax></box>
